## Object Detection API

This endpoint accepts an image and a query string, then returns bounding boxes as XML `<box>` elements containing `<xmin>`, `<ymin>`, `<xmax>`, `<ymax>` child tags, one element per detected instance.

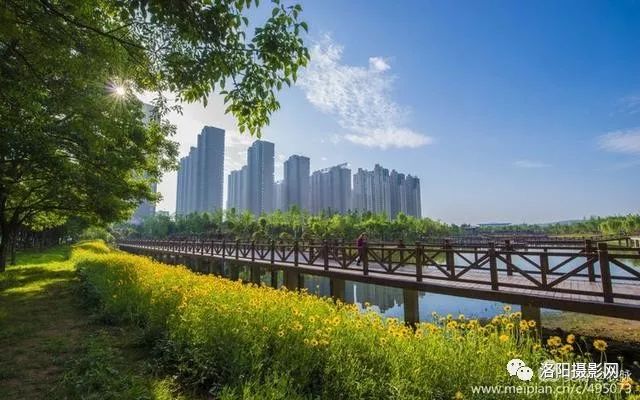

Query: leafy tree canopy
<box><xmin>0</xmin><ymin>0</ymin><xmax>309</xmax><ymax>269</ymax></box>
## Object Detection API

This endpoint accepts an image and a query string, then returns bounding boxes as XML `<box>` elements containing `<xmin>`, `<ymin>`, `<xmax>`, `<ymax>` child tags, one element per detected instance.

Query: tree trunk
<box><xmin>0</xmin><ymin>227</ymin><xmax>9</xmax><ymax>272</ymax></box>
<box><xmin>10</xmin><ymin>234</ymin><xmax>16</xmax><ymax>265</ymax></box>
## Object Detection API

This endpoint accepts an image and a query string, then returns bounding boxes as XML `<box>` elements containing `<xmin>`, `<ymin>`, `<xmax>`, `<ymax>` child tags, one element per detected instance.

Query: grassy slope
<box><xmin>0</xmin><ymin>244</ymin><xmax>198</xmax><ymax>400</ymax></box>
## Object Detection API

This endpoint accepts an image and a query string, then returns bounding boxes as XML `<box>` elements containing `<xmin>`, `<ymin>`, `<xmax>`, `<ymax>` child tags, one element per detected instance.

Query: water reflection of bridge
<box><xmin>118</xmin><ymin>239</ymin><xmax>640</xmax><ymax>325</ymax></box>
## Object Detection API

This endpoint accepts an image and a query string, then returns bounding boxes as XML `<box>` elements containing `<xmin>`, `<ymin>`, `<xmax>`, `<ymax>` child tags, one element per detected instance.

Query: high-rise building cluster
<box><xmin>176</xmin><ymin>126</ymin><xmax>225</xmax><ymax>214</ymax></box>
<box><xmin>353</xmin><ymin>164</ymin><xmax>421</xmax><ymax>218</ymax></box>
<box><xmin>227</xmin><ymin>140</ymin><xmax>275</xmax><ymax>214</ymax></box>
<box><xmin>310</xmin><ymin>163</ymin><xmax>351</xmax><ymax>214</ymax></box>
<box><xmin>171</xmin><ymin>125</ymin><xmax>422</xmax><ymax>219</ymax></box>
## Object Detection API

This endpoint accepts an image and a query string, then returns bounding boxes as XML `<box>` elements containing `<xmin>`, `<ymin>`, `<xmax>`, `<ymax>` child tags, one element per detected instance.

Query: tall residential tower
<box><xmin>310</xmin><ymin>163</ymin><xmax>351</xmax><ymax>214</ymax></box>
<box><xmin>283</xmin><ymin>155</ymin><xmax>310</xmax><ymax>211</ymax></box>
<box><xmin>175</xmin><ymin>126</ymin><xmax>225</xmax><ymax>214</ymax></box>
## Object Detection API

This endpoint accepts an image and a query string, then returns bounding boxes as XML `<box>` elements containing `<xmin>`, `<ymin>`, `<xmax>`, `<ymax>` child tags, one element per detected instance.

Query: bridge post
<box><xmin>585</xmin><ymin>240</ymin><xmax>596</xmax><ymax>282</ymax></box>
<box><xmin>230</xmin><ymin>262</ymin><xmax>240</xmax><ymax>281</ymax></box>
<box><xmin>271</xmin><ymin>269</ymin><xmax>278</xmax><ymax>289</ymax></box>
<box><xmin>284</xmin><ymin>269</ymin><xmax>299</xmax><ymax>291</ymax></box>
<box><xmin>598</xmin><ymin>243</ymin><xmax>614</xmax><ymax>303</ymax></box>
<box><xmin>520</xmin><ymin>304</ymin><xmax>541</xmax><ymax>335</ymax></box>
<box><xmin>445</xmin><ymin>240</ymin><xmax>454</xmax><ymax>278</ymax></box>
<box><xmin>221</xmin><ymin>239</ymin><xmax>226</xmax><ymax>264</ymax></box>
<box><xmin>193</xmin><ymin>257</ymin><xmax>200</xmax><ymax>272</ymax></box>
<box><xmin>403</xmin><ymin>288</ymin><xmax>420</xmax><ymax>327</ymax></box>
<box><xmin>213</xmin><ymin>260</ymin><xmax>221</xmax><ymax>275</ymax></box>
<box><xmin>235</xmin><ymin>240</ymin><xmax>239</xmax><ymax>260</ymax></box>
<box><xmin>540</xmin><ymin>249</ymin><xmax>549</xmax><ymax>288</ymax></box>
<box><xmin>362</xmin><ymin>242</ymin><xmax>369</xmax><ymax>275</ymax></box>
<box><xmin>250</xmin><ymin>265</ymin><xmax>261</xmax><ymax>285</ymax></box>
<box><xmin>270</xmin><ymin>240</ymin><xmax>275</xmax><ymax>265</ymax></box>
<box><xmin>505</xmin><ymin>240</ymin><xmax>513</xmax><ymax>276</ymax></box>
<box><xmin>489</xmin><ymin>243</ymin><xmax>499</xmax><ymax>291</ymax></box>
<box><xmin>323</xmin><ymin>241</ymin><xmax>329</xmax><ymax>271</ymax></box>
<box><xmin>294</xmin><ymin>240</ymin><xmax>299</xmax><ymax>266</ymax></box>
<box><xmin>415</xmin><ymin>242</ymin><xmax>423</xmax><ymax>282</ymax></box>
<box><xmin>330</xmin><ymin>278</ymin><xmax>346</xmax><ymax>301</ymax></box>
<box><xmin>250</xmin><ymin>241</ymin><xmax>261</xmax><ymax>285</ymax></box>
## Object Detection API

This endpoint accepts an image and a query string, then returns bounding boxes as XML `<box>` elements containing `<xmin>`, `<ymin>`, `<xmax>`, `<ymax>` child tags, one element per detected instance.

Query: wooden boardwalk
<box><xmin>118</xmin><ymin>239</ymin><xmax>640</xmax><ymax>322</ymax></box>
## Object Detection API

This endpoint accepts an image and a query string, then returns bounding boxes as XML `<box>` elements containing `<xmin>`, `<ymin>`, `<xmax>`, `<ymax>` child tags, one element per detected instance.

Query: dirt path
<box><xmin>0</xmin><ymin>246</ymin><xmax>196</xmax><ymax>400</ymax></box>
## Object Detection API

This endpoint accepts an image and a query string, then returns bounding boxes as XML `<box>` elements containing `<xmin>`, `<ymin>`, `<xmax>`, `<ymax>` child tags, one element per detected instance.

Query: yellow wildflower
<box><xmin>547</xmin><ymin>336</ymin><xmax>562</xmax><ymax>347</ymax></box>
<box><xmin>593</xmin><ymin>339</ymin><xmax>608</xmax><ymax>352</ymax></box>
<box><xmin>619</xmin><ymin>377</ymin><xmax>634</xmax><ymax>391</ymax></box>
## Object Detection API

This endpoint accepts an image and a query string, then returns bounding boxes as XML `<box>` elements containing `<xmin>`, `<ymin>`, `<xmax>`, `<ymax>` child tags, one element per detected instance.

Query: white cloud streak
<box><xmin>514</xmin><ymin>160</ymin><xmax>551</xmax><ymax>169</ymax></box>
<box><xmin>617</xmin><ymin>95</ymin><xmax>640</xmax><ymax>115</ymax></box>
<box><xmin>299</xmin><ymin>35</ymin><xmax>432</xmax><ymax>149</ymax></box>
<box><xmin>598</xmin><ymin>128</ymin><xmax>640</xmax><ymax>155</ymax></box>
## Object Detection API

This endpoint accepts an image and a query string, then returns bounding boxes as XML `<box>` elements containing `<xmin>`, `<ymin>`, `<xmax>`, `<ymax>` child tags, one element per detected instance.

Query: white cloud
<box><xmin>224</xmin><ymin>132</ymin><xmax>252</xmax><ymax>173</ymax></box>
<box><xmin>274</xmin><ymin>153</ymin><xmax>287</xmax><ymax>169</ymax></box>
<box><xmin>368</xmin><ymin>56</ymin><xmax>391</xmax><ymax>72</ymax></box>
<box><xmin>514</xmin><ymin>160</ymin><xmax>551</xmax><ymax>169</ymax></box>
<box><xmin>598</xmin><ymin>128</ymin><xmax>640</xmax><ymax>154</ymax></box>
<box><xmin>617</xmin><ymin>95</ymin><xmax>640</xmax><ymax>115</ymax></box>
<box><xmin>299</xmin><ymin>35</ymin><xmax>431</xmax><ymax>149</ymax></box>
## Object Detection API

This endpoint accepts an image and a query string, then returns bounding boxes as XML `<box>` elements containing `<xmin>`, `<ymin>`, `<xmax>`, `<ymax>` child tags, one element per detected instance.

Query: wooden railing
<box><xmin>118</xmin><ymin>239</ymin><xmax>640</xmax><ymax>305</ymax></box>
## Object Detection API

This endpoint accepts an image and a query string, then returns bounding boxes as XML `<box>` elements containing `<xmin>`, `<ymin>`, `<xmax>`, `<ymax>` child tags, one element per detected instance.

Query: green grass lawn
<box><xmin>0</xmin><ymin>244</ymin><xmax>198</xmax><ymax>400</ymax></box>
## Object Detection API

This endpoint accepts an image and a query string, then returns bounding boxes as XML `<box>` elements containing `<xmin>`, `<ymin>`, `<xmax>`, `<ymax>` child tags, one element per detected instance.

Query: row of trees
<box><xmin>477</xmin><ymin>215</ymin><xmax>640</xmax><ymax>237</ymax></box>
<box><xmin>120</xmin><ymin>210</ymin><xmax>640</xmax><ymax>243</ymax></box>
<box><xmin>0</xmin><ymin>0</ymin><xmax>309</xmax><ymax>270</ymax></box>
<box><xmin>118</xmin><ymin>208</ymin><xmax>461</xmax><ymax>242</ymax></box>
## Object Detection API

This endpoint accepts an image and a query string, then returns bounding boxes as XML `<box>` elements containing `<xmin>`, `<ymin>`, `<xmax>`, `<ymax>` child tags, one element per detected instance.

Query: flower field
<box><xmin>73</xmin><ymin>241</ymin><xmax>637</xmax><ymax>399</ymax></box>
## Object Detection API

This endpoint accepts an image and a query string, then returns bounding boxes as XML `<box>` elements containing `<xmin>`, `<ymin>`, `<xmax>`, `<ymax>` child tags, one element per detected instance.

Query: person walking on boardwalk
<box><xmin>356</xmin><ymin>233</ymin><xmax>368</xmax><ymax>266</ymax></box>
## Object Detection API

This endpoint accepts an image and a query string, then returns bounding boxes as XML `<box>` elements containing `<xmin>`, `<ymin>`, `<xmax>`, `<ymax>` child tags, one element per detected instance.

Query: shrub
<box><xmin>79</xmin><ymin>227</ymin><xmax>115</xmax><ymax>244</ymax></box>
<box><xmin>74</xmin><ymin>242</ymin><xmax>635</xmax><ymax>399</ymax></box>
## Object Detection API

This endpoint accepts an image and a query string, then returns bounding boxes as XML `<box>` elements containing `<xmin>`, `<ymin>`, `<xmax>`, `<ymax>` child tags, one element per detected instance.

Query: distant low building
<box><xmin>478</xmin><ymin>223</ymin><xmax>512</xmax><ymax>227</ymax></box>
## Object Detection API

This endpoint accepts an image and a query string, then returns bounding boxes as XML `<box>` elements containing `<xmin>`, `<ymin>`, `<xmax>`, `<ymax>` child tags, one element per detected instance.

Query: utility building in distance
<box><xmin>310</xmin><ymin>163</ymin><xmax>351</xmax><ymax>214</ymax></box>
<box><xmin>175</xmin><ymin>126</ymin><xmax>225</xmax><ymax>215</ymax></box>
<box><xmin>283</xmin><ymin>155</ymin><xmax>310</xmax><ymax>211</ymax></box>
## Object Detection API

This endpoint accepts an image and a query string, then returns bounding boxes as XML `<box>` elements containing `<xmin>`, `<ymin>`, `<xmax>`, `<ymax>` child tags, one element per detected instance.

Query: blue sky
<box><xmin>156</xmin><ymin>0</ymin><xmax>640</xmax><ymax>225</ymax></box>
